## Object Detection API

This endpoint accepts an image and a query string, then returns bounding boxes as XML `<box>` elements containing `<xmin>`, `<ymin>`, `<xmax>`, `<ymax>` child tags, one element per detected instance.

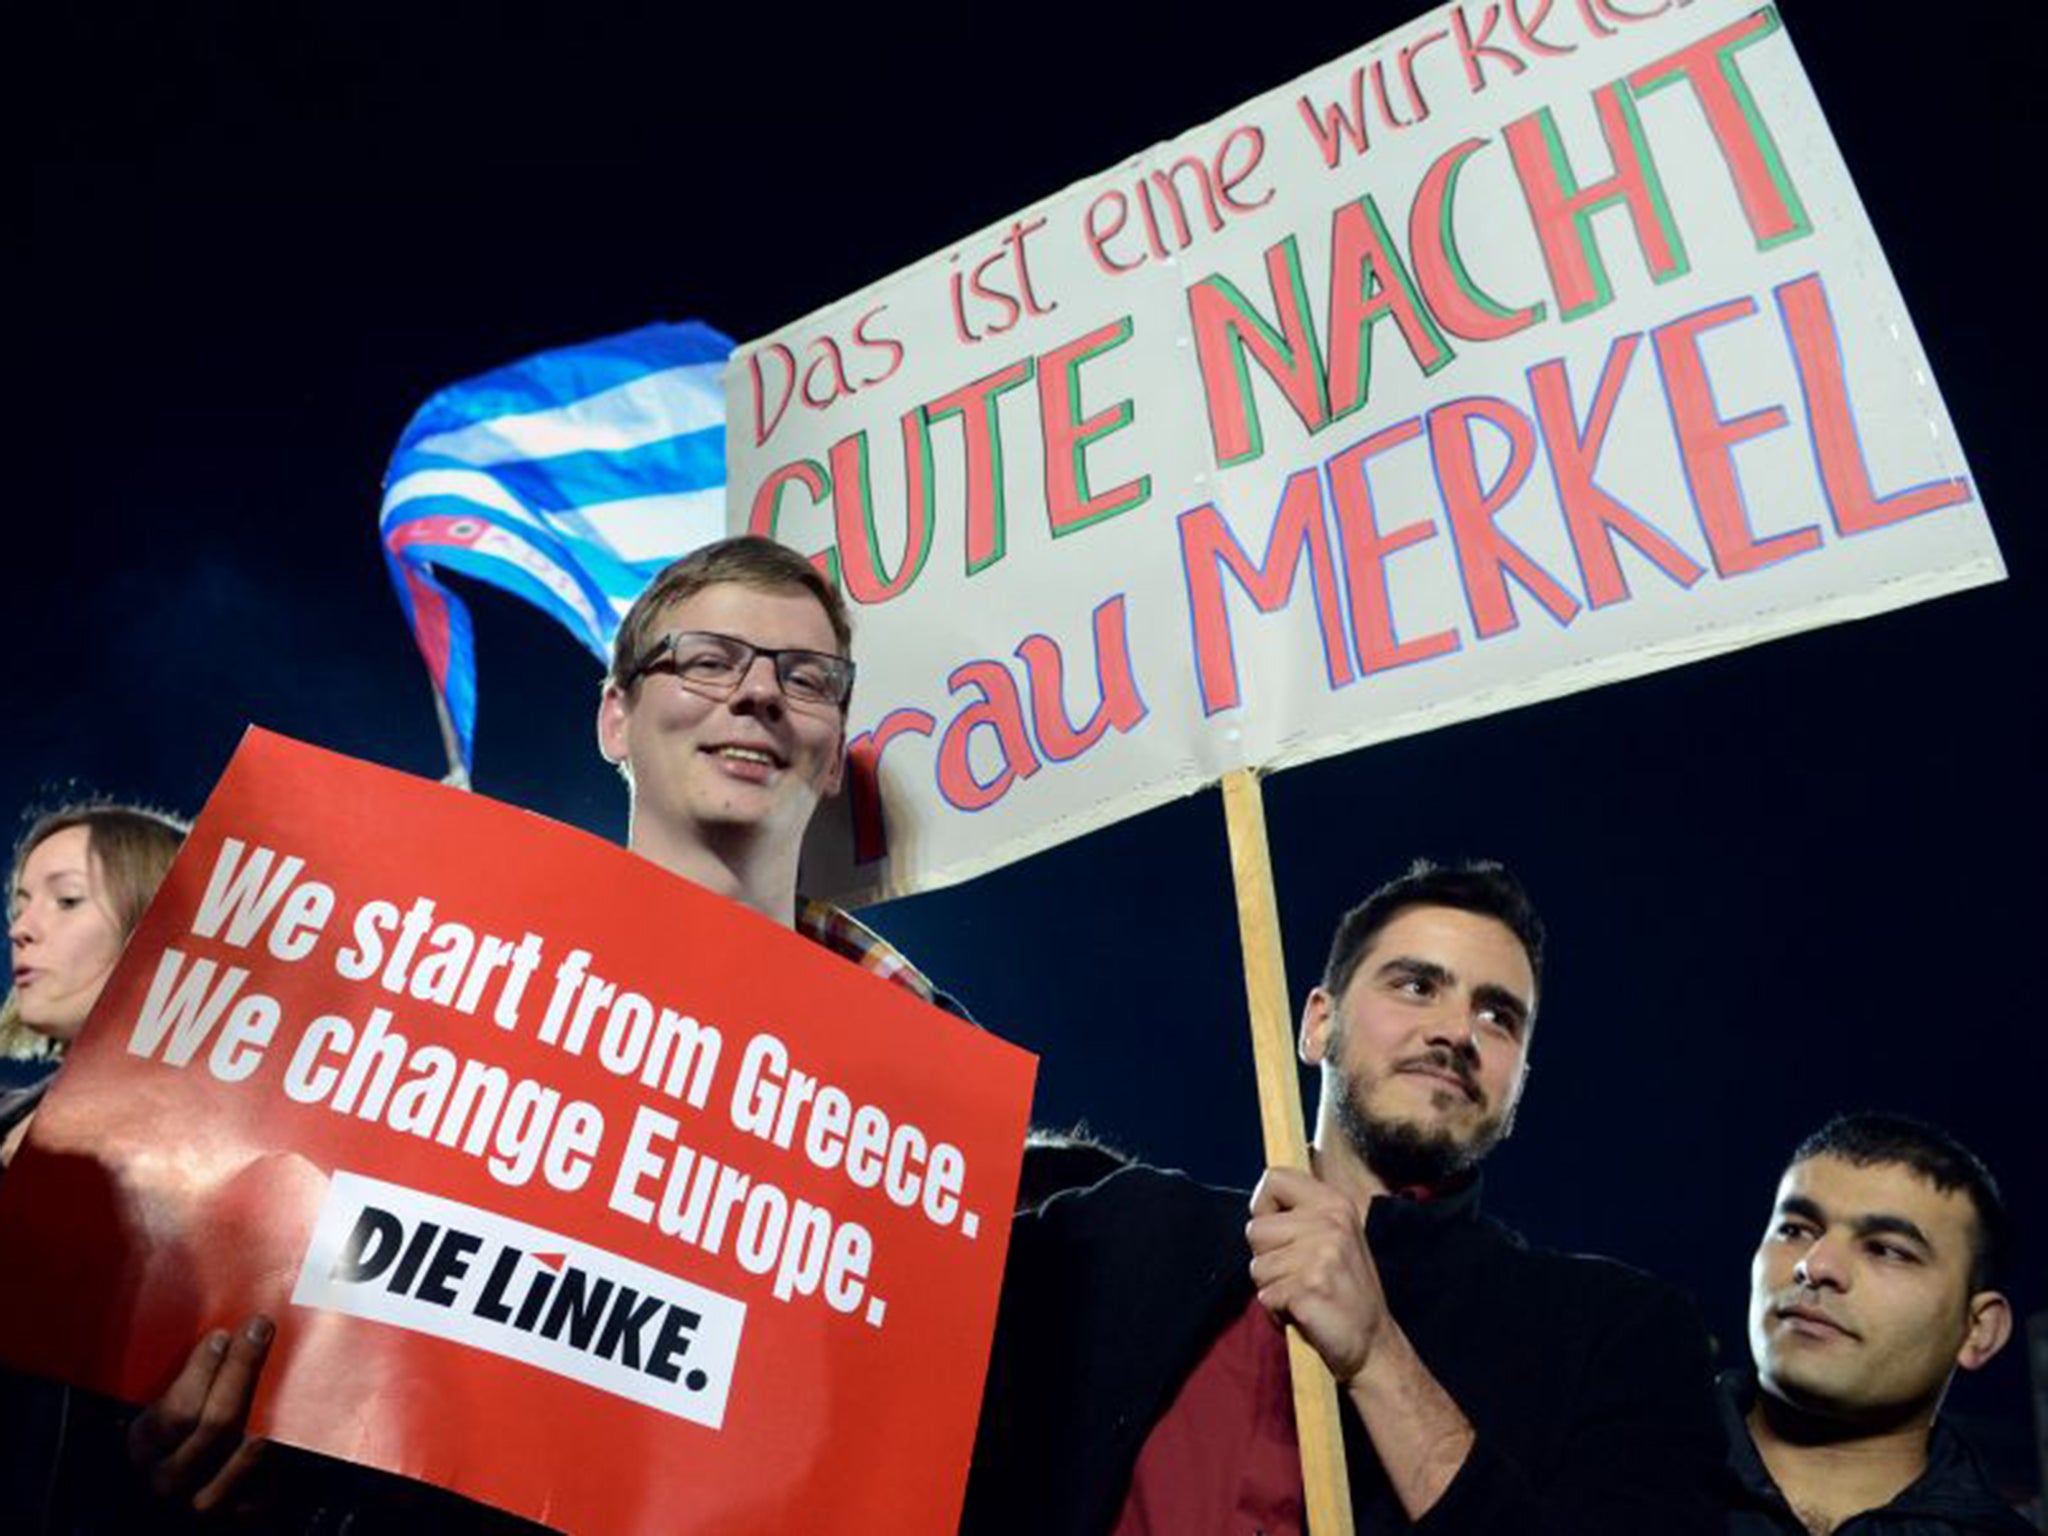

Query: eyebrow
<box><xmin>1376</xmin><ymin>956</ymin><xmax>1452</xmax><ymax>989</ymax></box>
<box><xmin>1777</xmin><ymin>1195</ymin><xmax>1937</xmax><ymax>1254</ymax></box>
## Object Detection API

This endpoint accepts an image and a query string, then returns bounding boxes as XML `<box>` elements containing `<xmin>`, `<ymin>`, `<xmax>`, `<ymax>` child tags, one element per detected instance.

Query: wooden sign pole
<box><xmin>1219</xmin><ymin>768</ymin><xmax>1355</xmax><ymax>1536</ymax></box>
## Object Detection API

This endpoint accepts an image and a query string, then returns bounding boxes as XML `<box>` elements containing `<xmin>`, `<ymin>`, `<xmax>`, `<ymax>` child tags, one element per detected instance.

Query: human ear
<box><xmin>1956</xmin><ymin>1290</ymin><xmax>2012</xmax><ymax>1373</ymax></box>
<box><xmin>1299</xmin><ymin>987</ymin><xmax>1335</xmax><ymax>1066</ymax></box>
<box><xmin>596</xmin><ymin>685</ymin><xmax>631</xmax><ymax>767</ymax></box>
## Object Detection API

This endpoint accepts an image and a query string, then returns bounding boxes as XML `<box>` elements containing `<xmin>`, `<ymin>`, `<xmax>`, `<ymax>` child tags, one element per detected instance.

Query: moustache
<box><xmin>1396</xmin><ymin>1049</ymin><xmax>1483</xmax><ymax>1104</ymax></box>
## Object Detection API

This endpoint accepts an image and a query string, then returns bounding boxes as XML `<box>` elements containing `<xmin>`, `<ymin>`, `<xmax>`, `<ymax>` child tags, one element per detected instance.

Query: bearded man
<box><xmin>964</xmin><ymin>859</ymin><xmax>1724</xmax><ymax>1536</ymax></box>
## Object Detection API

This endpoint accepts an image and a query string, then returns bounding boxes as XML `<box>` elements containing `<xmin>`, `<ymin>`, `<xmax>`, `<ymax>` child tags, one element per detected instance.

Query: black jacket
<box><xmin>1719</xmin><ymin>1374</ymin><xmax>2036</xmax><ymax>1535</ymax></box>
<box><xmin>963</xmin><ymin>1163</ymin><xmax>1724</xmax><ymax>1536</ymax></box>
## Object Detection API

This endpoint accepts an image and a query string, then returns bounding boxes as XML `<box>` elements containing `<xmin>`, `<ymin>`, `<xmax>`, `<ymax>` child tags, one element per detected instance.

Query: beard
<box><xmin>1330</xmin><ymin>1056</ymin><xmax>1513</xmax><ymax>1190</ymax></box>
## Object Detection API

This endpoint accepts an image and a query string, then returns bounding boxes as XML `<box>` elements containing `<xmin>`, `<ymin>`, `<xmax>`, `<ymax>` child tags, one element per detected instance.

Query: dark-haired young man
<box><xmin>1726</xmin><ymin>1112</ymin><xmax>2031</xmax><ymax>1535</ymax></box>
<box><xmin>965</xmin><ymin>860</ymin><xmax>1724</xmax><ymax>1536</ymax></box>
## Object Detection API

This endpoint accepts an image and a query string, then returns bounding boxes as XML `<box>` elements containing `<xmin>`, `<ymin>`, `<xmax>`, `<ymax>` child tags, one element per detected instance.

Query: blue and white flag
<box><xmin>380</xmin><ymin>320</ymin><xmax>735</xmax><ymax>781</ymax></box>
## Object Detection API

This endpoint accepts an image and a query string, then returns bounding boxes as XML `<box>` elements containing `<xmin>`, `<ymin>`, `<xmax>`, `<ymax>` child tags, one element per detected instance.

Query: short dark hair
<box><xmin>1320</xmin><ymin>859</ymin><xmax>1544</xmax><ymax>1002</ymax></box>
<box><xmin>607</xmin><ymin>535</ymin><xmax>852</xmax><ymax>694</ymax></box>
<box><xmin>1789</xmin><ymin>1111</ymin><xmax>2009</xmax><ymax>1293</ymax></box>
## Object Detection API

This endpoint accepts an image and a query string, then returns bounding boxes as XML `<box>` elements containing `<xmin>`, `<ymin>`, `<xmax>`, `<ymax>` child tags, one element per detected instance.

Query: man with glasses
<box><xmin>112</xmin><ymin>537</ymin><xmax>956</xmax><ymax>1524</ymax></box>
<box><xmin>592</xmin><ymin>533</ymin><xmax>955</xmax><ymax>1005</ymax></box>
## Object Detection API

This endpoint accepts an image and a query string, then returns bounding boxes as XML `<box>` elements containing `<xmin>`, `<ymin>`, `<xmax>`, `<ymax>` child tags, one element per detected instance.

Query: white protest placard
<box><xmin>729</xmin><ymin>0</ymin><xmax>1999</xmax><ymax>904</ymax></box>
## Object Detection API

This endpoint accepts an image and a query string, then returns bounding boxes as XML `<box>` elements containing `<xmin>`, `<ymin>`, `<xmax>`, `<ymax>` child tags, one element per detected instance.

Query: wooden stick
<box><xmin>1220</xmin><ymin>767</ymin><xmax>1355</xmax><ymax>1536</ymax></box>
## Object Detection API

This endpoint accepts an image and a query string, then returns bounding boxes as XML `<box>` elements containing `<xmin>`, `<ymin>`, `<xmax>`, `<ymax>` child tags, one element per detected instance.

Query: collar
<box><xmin>1365</xmin><ymin>1169</ymin><xmax>1485</xmax><ymax>1241</ymax></box>
<box><xmin>796</xmin><ymin>897</ymin><xmax>940</xmax><ymax>1006</ymax></box>
<box><xmin>1715</xmin><ymin>1371</ymin><xmax>2022</xmax><ymax>1527</ymax></box>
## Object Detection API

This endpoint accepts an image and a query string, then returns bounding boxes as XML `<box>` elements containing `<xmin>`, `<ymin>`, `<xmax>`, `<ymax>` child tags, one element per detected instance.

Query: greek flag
<box><xmin>380</xmin><ymin>321</ymin><xmax>734</xmax><ymax>781</ymax></box>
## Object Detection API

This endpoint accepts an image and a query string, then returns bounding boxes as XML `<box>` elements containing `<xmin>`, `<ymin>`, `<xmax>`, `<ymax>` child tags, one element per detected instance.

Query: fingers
<box><xmin>193</xmin><ymin>1436</ymin><xmax>271</xmax><ymax>1516</ymax></box>
<box><xmin>129</xmin><ymin>1328</ymin><xmax>231</xmax><ymax>1469</ymax></box>
<box><xmin>1245</xmin><ymin>1172</ymin><xmax>1384</xmax><ymax>1383</ymax></box>
<box><xmin>1249</xmin><ymin>1165</ymin><xmax>1362</xmax><ymax>1223</ymax></box>
<box><xmin>1247</xmin><ymin>1195</ymin><xmax>1362</xmax><ymax>1263</ymax></box>
<box><xmin>1247</xmin><ymin>1220</ymin><xmax>1359</xmax><ymax>1297</ymax></box>
<box><xmin>131</xmin><ymin>1315</ymin><xmax>275</xmax><ymax>1503</ymax></box>
<box><xmin>1248</xmin><ymin>1165</ymin><xmax>1317</xmax><ymax>1217</ymax></box>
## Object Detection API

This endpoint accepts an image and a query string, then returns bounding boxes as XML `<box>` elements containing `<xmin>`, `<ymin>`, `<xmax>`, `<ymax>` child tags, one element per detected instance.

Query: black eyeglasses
<box><xmin>627</xmin><ymin>630</ymin><xmax>855</xmax><ymax>712</ymax></box>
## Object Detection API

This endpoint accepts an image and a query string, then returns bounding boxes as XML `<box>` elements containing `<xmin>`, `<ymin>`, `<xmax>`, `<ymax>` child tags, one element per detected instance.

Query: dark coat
<box><xmin>964</xmin><ymin>1162</ymin><xmax>1725</xmax><ymax>1536</ymax></box>
<box><xmin>1719</xmin><ymin>1374</ymin><xmax>2037</xmax><ymax>1535</ymax></box>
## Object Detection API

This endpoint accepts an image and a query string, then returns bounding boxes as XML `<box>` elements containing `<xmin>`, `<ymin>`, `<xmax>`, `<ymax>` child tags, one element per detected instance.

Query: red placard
<box><xmin>0</xmin><ymin>729</ymin><xmax>1035</xmax><ymax>1534</ymax></box>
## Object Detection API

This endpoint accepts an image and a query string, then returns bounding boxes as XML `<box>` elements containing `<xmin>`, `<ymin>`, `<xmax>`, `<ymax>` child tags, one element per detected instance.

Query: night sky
<box><xmin>26</xmin><ymin>0</ymin><xmax>2047</xmax><ymax>1487</ymax></box>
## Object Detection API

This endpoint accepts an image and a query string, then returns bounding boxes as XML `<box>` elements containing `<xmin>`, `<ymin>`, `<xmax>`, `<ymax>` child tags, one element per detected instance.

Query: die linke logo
<box><xmin>293</xmin><ymin>1172</ymin><xmax>746</xmax><ymax>1428</ymax></box>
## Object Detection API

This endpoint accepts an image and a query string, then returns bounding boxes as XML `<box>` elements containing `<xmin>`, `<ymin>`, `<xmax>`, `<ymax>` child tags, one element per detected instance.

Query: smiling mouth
<box><xmin>709</xmin><ymin>744</ymin><xmax>784</xmax><ymax>769</ymax></box>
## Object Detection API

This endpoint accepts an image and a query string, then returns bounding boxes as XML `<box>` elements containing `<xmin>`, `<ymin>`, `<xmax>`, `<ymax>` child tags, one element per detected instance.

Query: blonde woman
<box><xmin>2</xmin><ymin>802</ymin><xmax>186</xmax><ymax>1165</ymax></box>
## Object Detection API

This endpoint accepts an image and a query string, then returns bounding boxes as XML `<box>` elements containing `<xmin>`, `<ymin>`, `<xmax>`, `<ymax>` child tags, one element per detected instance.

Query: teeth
<box><xmin>716</xmin><ymin>747</ymin><xmax>776</xmax><ymax>767</ymax></box>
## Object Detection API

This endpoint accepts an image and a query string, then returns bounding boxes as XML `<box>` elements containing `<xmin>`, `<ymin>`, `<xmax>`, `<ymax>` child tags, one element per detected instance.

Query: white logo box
<box><xmin>293</xmin><ymin>1169</ymin><xmax>746</xmax><ymax>1429</ymax></box>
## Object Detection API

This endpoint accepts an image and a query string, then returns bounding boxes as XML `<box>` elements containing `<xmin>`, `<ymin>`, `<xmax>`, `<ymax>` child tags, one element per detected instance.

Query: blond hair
<box><xmin>1</xmin><ymin>803</ymin><xmax>188</xmax><ymax>1057</ymax></box>
<box><xmin>607</xmin><ymin>535</ymin><xmax>853</xmax><ymax>694</ymax></box>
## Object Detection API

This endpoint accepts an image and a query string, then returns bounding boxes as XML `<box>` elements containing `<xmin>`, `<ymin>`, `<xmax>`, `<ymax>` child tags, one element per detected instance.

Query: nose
<box><xmin>1794</xmin><ymin>1237</ymin><xmax>1849</xmax><ymax>1292</ymax></box>
<box><xmin>729</xmin><ymin>652</ymin><xmax>787</xmax><ymax>711</ymax></box>
<box><xmin>1427</xmin><ymin>1008</ymin><xmax>1482</xmax><ymax>1063</ymax></box>
<box><xmin>8</xmin><ymin>905</ymin><xmax>32</xmax><ymax>946</ymax></box>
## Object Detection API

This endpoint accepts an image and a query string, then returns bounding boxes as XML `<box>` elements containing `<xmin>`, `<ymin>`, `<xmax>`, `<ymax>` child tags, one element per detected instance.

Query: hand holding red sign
<box><xmin>0</xmin><ymin>729</ymin><xmax>1035</xmax><ymax>1534</ymax></box>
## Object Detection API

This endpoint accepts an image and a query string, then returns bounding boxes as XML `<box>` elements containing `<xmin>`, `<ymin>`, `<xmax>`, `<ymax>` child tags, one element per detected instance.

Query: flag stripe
<box><xmin>379</xmin><ymin>320</ymin><xmax>735</xmax><ymax>775</ymax></box>
<box><xmin>400</xmin><ymin>322</ymin><xmax>731</xmax><ymax>443</ymax></box>
<box><xmin>408</xmin><ymin>361</ymin><xmax>727</xmax><ymax>465</ymax></box>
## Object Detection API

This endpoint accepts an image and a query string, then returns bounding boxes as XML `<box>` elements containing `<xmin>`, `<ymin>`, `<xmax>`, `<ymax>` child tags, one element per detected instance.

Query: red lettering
<box><xmin>1188</xmin><ymin>239</ymin><xmax>1328</xmax><ymax>466</ymax></box>
<box><xmin>1409</xmin><ymin>137</ymin><xmax>1545</xmax><ymax>343</ymax></box>
<box><xmin>1296</xmin><ymin>70</ymin><xmax>1371</xmax><ymax>169</ymax></box>
<box><xmin>1629</xmin><ymin>10</ymin><xmax>1810</xmax><ymax>250</ymax></box>
<box><xmin>967</xmin><ymin>249</ymin><xmax>1024</xmax><ymax>337</ymax></box>
<box><xmin>1040</xmin><ymin>318</ymin><xmax>1149</xmax><ymax>536</ymax></box>
<box><xmin>1084</xmin><ymin>190</ymin><xmax>1143</xmax><ymax>276</ymax></box>
<box><xmin>1326</xmin><ymin>418</ymin><xmax>1460</xmax><ymax>674</ymax></box>
<box><xmin>1371</xmin><ymin>58</ymin><xmax>1414</xmax><ymax>132</ymax></box>
<box><xmin>1148</xmin><ymin>158</ymin><xmax>1226</xmax><ymax>251</ymax></box>
<box><xmin>1504</xmin><ymin>82</ymin><xmax>1688</xmax><ymax>320</ymax></box>
<box><xmin>1008</xmin><ymin>217</ymin><xmax>1058</xmax><ymax>318</ymax></box>
<box><xmin>1177</xmin><ymin>472</ymin><xmax>1354</xmax><ymax>716</ymax></box>
<box><xmin>1397</xmin><ymin>28</ymin><xmax>1451</xmax><ymax>123</ymax></box>
<box><xmin>1015</xmin><ymin>597</ymin><xmax>1148</xmax><ymax>762</ymax></box>
<box><xmin>1528</xmin><ymin>336</ymin><xmax>1704</xmax><ymax>607</ymax></box>
<box><xmin>749</xmin><ymin>343</ymin><xmax>798</xmax><ymax>448</ymax></box>
<box><xmin>1776</xmin><ymin>273</ymin><xmax>1971</xmax><ymax>536</ymax></box>
<box><xmin>747</xmin><ymin>460</ymin><xmax>838</xmax><ymax>589</ymax></box>
<box><xmin>1652</xmin><ymin>296</ymin><xmax>1816</xmax><ymax>576</ymax></box>
<box><xmin>1135</xmin><ymin>177</ymin><xmax>1172</xmax><ymax>261</ymax></box>
<box><xmin>1214</xmin><ymin>127</ymin><xmax>1273</xmax><ymax>213</ymax></box>
<box><xmin>1451</xmin><ymin>5</ymin><xmax>1528</xmax><ymax>92</ymax></box>
<box><xmin>1507</xmin><ymin>0</ymin><xmax>1574</xmax><ymax>58</ymax></box>
<box><xmin>1327</xmin><ymin>195</ymin><xmax>1453</xmax><ymax>420</ymax></box>
<box><xmin>800</xmin><ymin>337</ymin><xmax>857</xmax><ymax>409</ymax></box>
<box><xmin>850</xmin><ymin>306</ymin><xmax>905</xmax><ymax>387</ymax></box>
<box><xmin>829</xmin><ymin>416</ymin><xmax>934</xmax><ymax>605</ymax></box>
<box><xmin>1428</xmin><ymin>397</ymin><xmax>1581</xmax><ymax>637</ymax></box>
<box><xmin>925</xmin><ymin>358</ymin><xmax>1036</xmax><ymax>575</ymax></box>
<box><xmin>935</xmin><ymin>662</ymin><xmax>1040</xmax><ymax>813</ymax></box>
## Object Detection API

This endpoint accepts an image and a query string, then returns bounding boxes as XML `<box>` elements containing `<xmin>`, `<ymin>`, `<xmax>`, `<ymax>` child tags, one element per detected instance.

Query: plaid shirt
<box><xmin>797</xmin><ymin>897</ymin><xmax>944</xmax><ymax>1009</ymax></box>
